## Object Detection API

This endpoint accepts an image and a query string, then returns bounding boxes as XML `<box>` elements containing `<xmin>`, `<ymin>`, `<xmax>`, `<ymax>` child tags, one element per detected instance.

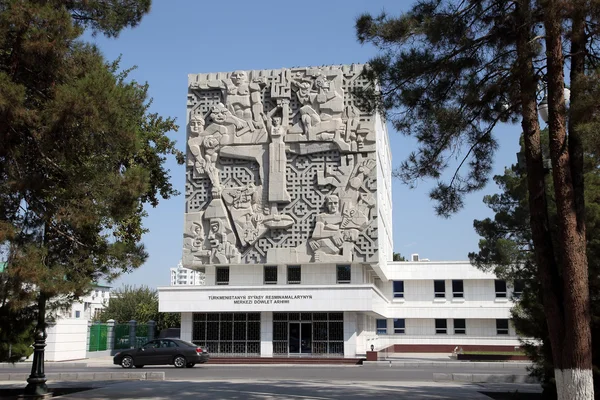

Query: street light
<box><xmin>23</xmin><ymin>294</ymin><xmax>48</xmax><ymax>398</ymax></box>
<box><xmin>538</xmin><ymin>87</ymin><xmax>570</xmax><ymax>123</ymax></box>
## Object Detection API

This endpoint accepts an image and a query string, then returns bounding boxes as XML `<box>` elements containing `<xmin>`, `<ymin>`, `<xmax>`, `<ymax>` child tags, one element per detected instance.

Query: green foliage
<box><xmin>356</xmin><ymin>1</ymin><xmax>527</xmax><ymax>217</ymax></box>
<box><xmin>0</xmin><ymin>0</ymin><xmax>182</xmax><ymax>350</ymax></box>
<box><xmin>0</xmin><ymin>287</ymin><xmax>35</xmax><ymax>362</ymax></box>
<box><xmin>0</xmin><ymin>330</ymin><xmax>34</xmax><ymax>363</ymax></box>
<box><xmin>67</xmin><ymin>0</ymin><xmax>152</xmax><ymax>38</ymax></box>
<box><xmin>99</xmin><ymin>285</ymin><xmax>180</xmax><ymax>331</ymax></box>
<box><xmin>393</xmin><ymin>252</ymin><xmax>406</xmax><ymax>261</ymax></box>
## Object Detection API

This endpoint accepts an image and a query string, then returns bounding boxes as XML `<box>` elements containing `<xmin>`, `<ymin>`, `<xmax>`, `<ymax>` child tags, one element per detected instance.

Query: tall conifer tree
<box><xmin>0</xmin><ymin>0</ymin><xmax>182</xmax><ymax>380</ymax></box>
<box><xmin>357</xmin><ymin>1</ymin><xmax>597</xmax><ymax>398</ymax></box>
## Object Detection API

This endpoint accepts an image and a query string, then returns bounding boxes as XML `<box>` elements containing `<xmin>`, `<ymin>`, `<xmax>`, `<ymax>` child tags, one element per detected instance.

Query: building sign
<box><xmin>208</xmin><ymin>294</ymin><xmax>313</xmax><ymax>305</ymax></box>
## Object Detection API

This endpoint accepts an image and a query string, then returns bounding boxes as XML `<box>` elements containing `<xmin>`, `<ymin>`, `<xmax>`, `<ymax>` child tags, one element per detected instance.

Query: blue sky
<box><xmin>86</xmin><ymin>0</ymin><xmax>523</xmax><ymax>289</ymax></box>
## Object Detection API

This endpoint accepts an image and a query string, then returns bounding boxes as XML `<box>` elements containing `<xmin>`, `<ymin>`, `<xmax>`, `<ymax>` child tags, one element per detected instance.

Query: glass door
<box><xmin>289</xmin><ymin>322</ymin><xmax>300</xmax><ymax>353</ymax></box>
<box><xmin>289</xmin><ymin>322</ymin><xmax>312</xmax><ymax>354</ymax></box>
<box><xmin>300</xmin><ymin>322</ymin><xmax>312</xmax><ymax>354</ymax></box>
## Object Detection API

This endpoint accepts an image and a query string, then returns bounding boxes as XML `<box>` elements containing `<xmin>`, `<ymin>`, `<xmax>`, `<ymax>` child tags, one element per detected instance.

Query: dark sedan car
<box><xmin>113</xmin><ymin>338</ymin><xmax>209</xmax><ymax>368</ymax></box>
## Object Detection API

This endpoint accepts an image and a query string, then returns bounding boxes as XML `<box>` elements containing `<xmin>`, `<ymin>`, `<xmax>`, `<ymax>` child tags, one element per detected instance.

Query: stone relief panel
<box><xmin>184</xmin><ymin>65</ymin><xmax>378</xmax><ymax>266</ymax></box>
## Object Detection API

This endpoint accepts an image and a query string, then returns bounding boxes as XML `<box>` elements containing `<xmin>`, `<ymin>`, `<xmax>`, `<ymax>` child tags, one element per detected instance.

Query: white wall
<box><xmin>383</xmin><ymin>261</ymin><xmax>502</xmax><ymax>281</ymax></box>
<box><xmin>45</xmin><ymin>319</ymin><xmax>88</xmax><ymax>361</ymax></box>
<box><xmin>260</xmin><ymin>312</ymin><xmax>273</xmax><ymax>357</ymax></box>
<box><xmin>376</xmin><ymin>334</ymin><xmax>522</xmax><ymax>348</ymax></box>
<box><xmin>180</xmin><ymin>312</ymin><xmax>193</xmax><ymax>342</ymax></box>
<box><xmin>343</xmin><ymin>312</ymin><xmax>358</xmax><ymax>357</ymax></box>
<box><xmin>375</xmin><ymin>112</ymin><xmax>393</xmax><ymax>271</ymax></box>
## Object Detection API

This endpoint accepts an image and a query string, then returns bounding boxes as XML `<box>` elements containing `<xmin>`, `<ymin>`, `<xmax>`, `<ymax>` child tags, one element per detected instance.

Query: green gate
<box><xmin>136</xmin><ymin>324</ymin><xmax>151</xmax><ymax>348</ymax></box>
<box><xmin>88</xmin><ymin>324</ymin><xmax>108</xmax><ymax>352</ymax></box>
<box><xmin>113</xmin><ymin>324</ymin><xmax>130</xmax><ymax>349</ymax></box>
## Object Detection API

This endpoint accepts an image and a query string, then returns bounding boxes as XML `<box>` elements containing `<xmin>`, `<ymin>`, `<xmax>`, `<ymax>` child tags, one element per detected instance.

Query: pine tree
<box><xmin>0</xmin><ymin>0</ymin><xmax>182</xmax><ymax>368</ymax></box>
<box><xmin>470</xmin><ymin>133</ymin><xmax>600</xmax><ymax>397</ymax></box>
<box><xmin>357</xmin><ymin>1</ymin><xmax>597</xmax><ymax>398</ymax></box>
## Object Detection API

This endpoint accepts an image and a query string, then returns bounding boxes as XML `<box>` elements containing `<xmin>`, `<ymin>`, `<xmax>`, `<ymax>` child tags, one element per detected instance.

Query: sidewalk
<box><xmin>0</xmin><ymin>379</ymin><xmax>542</xmax><ymax>399</ymax></box>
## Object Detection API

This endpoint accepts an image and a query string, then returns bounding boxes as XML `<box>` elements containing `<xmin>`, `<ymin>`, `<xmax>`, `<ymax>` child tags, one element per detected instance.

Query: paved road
<box><xmin>5</xmin><ymin>364</ymin><xmax>530</xmax><ymax>382</ymax></box>
<box><xmin>1</xmin><ymin>379</ymin><xmax>542</xmax><ymax>400</ymax></box>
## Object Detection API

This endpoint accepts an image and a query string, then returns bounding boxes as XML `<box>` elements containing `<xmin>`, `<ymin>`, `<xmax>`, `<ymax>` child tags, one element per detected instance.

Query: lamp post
<box><xmin>23</xmin><ymin>293</ymin><xmax>49</xmax><ymax>398</ymax></box>
<box><xmin>517</xmin><ymin>86</ymin><xmax>569</xmax><ymax>171</ymax></box>
<box><xmin>537</xmin><ymin>87</ymin><xmax>570</xmax><ymax>124</ymax></box>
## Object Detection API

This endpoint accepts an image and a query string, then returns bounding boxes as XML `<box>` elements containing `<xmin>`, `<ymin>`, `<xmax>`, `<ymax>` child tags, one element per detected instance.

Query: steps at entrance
<box><xmin>207</xmin><ymin>357</ymin><xmax>364</xmax><ymax>365</ymax></box>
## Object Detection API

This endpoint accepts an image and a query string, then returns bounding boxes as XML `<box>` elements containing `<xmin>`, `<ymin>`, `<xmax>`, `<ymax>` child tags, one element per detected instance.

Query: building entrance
<box><xmin>289</xmin><ymin>322</ymin><xmax>312</xmax><ymax>354</ymax></box>
<box><xmin>273</xmin><ymin>312</ymin><xmax>344</xmax><ymax>356</ymax></box>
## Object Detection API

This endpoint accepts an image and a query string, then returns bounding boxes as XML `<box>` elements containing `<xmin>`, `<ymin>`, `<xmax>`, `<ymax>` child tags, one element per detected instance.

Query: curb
<box><xmin>0</xmin><ymin>371</ymin><xmax>165</xmax><ymax>381</ymax></box>
<box><xmin>433</xmin><ymin>373</ymin><xmax>539</xmax><ymax>383</ymax></box>
<box><xmin>362</xmin><ymin>361</ymin><xmax>533</xmax><ymax>368</ymax></box>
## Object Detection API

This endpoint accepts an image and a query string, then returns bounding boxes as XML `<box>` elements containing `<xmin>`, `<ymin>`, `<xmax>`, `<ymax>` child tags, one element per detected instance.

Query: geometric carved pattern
<box><xmin>240</xmin><ymin>151</ymin><xmax>340</xmax><ymax>263</ymax></box>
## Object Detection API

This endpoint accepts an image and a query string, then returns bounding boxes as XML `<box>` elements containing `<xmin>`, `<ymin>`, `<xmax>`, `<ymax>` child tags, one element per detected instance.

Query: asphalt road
<box><xmin>6</xmin><ymin>364</ymin><xmax>530</xmax><ymax>382</ymax></box>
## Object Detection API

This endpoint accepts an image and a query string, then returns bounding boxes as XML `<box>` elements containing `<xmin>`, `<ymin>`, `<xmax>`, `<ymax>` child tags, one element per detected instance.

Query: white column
<box><xmin>261</xmin><ymin>311</ymin><xmax>273</xmax><ymax>357</ymax></box>
<box><xmin>344</xmin><ymin>311</ymin><xmax>357</xmax><ymax>358</ymax></box>
<box><xmin>180</xmin><ymin>312</ymin><xmax>193</xmax><ymax>342</ymax></box>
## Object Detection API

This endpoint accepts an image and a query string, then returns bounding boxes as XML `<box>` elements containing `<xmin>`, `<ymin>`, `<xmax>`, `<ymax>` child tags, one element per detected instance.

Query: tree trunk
<box><xmin>543</xmin><ymin>1</ymin><xmax>594</xmax><ymax>398</ymax></box>
<box><xmin>514</xmin><ymin>1</ymin><xmax>565</xmax><ymax>392</ymax></box>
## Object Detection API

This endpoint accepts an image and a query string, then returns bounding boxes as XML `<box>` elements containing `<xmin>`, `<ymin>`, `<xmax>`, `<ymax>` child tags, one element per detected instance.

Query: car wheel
<box><xmin>135</xmin><ymin>365</ymin><xmax>144</xmax><ymax>368</ymax></box>
<box><xmin>185</xmin><ymin>363</ymin><xmax>195</xmax><ymax>368</ymax></box>
<box><xmin>121</xmin><ymin>355</ymin><xmax>133</xmax><ymax>369</ymax></box>
<box><xmin>173</xmin><ymin>355</ymin><xmax>186</xmax><ymax>368</ymax></box>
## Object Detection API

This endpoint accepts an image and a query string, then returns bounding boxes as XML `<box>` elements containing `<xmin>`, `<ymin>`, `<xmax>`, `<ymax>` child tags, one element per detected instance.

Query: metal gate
<box><xmin>88</xmin><ymin>324</ymin><xmax>108</xmax><ymax>351</ymax></box>
<box><xmin>113</xmin><ymin>324</ymin><xmax>130</xmax><ymax>349</ymax></box>
<box><xmin>192</xmin><ymin>313</ymin><xmax>260</xmax><ymax>357</ymax></box>
<box><xmin>135</xmin><ymin>324</ymin><xmax>151</xmax><ymax>348</ymax></box>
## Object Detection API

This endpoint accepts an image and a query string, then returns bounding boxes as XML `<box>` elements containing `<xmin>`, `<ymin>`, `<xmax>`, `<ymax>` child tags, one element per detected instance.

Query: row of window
<box><xmin>393</xmin><ymin>280</ymin><xmax>524</xmax><ymax>299</ymax></box>
<box><xmin>376</xmin><ymin>319</ymin><xmax>510</xmax><ymax>335</ymax></box>
<box><xmin>215</xmin><ymin>265</ymin><xmax>352</xmax><ymax>285</ymax></box>
<box><xmin>215</xmin><ymin>267</ymin><xmax>525</xmax><ymax>298</ymax></box>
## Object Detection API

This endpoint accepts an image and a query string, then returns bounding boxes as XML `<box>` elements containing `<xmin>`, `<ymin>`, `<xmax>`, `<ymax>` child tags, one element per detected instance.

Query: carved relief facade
<box><xmin>185</xmin><ymin>65</ymin><xmax>378</xmax><ymax>266</ymax></box>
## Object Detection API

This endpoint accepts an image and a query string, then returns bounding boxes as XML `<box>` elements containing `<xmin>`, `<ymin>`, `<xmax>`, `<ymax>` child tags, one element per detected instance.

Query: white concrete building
<box><xmin>170</xmin><ymin>260</ymin><xmax>206</xmax><ymax>286</ymax></box>
<box><xmin>58</xmin><ymin>284</ymin><xmax>111</xmax><ymax>321</ymax></box>
<box><xmin>158</xmin><ymin>65</ymin><xmax>520</xmax><ymax>357</ymax></box>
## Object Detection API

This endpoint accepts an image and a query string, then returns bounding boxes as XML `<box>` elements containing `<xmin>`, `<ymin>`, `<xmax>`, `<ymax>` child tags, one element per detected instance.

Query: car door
<box><xmin>154</xmin><ymin>339</ymin><xmax>176</xmax><ymax>364</ymax></box>
<box><xmin>135</xmin><ymin>340</ymin><xmax>160</xmax><ymax>365</ymax></box>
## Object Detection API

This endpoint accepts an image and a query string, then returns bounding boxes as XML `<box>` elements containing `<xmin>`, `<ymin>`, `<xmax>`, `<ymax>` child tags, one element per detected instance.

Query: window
<box><xmin>393</xmin><ymin>319</ymin><xmax>405</xmax><ymax>334</ymax></box>
<box><xmin>75</xmin><ymin>310</ymin><xmax>81</xmax><ymax>318</ymax></box>
<box><xmin>336</xmin><ymin>265</ymin><xmax>351</xmax><ymax>283</ymax></box>
<box><xmin>287</xmin><ymin>265</ymin><xmax>301</xmax><ymax>284</ymax></box>
<box><xmin>435</xmin><ymin>319</ymin><xmax>447</xmax><ymax>334</ymax></box>
<box><xmin>454</xmin><ymin>319</ymin><xmax>466</xmax><ymax>334</ymax></box>
<box><xmin>393</xmin><ymin>281</ymin><xmax>404</xmax><ymax>298</ymax></box>
<box><xmin>496</xmin><ymin>319</ymin><xmax>509</xmax><ymax>335</ymax></box>
<box><xmin>452</xmin><ymin>280</ymin><xmax>464</xmax><ymax>298</ymax></box>
<box><xmin>216</xmin><ymin>267</ymin><xmax>229</xmax><ymax>285</ymax></box>
<box><xmin>376</xmin><ymin>319</ymin><xmax>387</xmax><ymax>335</ymax></box>
<box><xmin>434</xmin><ymin>280</ymin><xmax>446</xmax><ymax>298</ymax></box>
<box><xmin>513</xmin><ymin>280</ymin><xmax>524</xmax><ymax>299</ymax></box>
<box><xmin>495</xmin><ymin>280</ymin><xmax>507</xmax><ymax>298</ymax></box>
<box><xmin>264</xmin><ymin>266</ymin><xmax>277</xmax><ymax>284</ymax></box>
